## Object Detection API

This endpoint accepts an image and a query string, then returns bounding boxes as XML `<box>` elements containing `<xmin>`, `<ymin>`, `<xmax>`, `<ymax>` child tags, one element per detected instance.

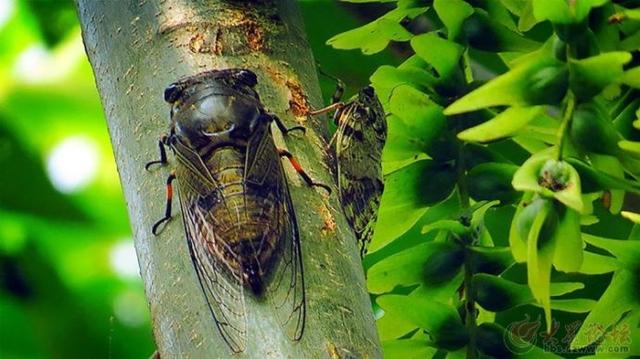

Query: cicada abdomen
<box><xmin>309</xmin><ymin>82</ymin><xmax>387</xmax><ymax>257</ymax></box>
<box><xmin>146</xmin><ymin>69</ymin><xmax>323</xmax><ymax>353</ymax></box>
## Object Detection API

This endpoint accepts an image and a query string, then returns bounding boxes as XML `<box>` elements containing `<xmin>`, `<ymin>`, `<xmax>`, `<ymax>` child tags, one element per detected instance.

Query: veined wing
<box><xmin>244</xmin><ymin>118</ymin><xmax>306</xmax><ymax>341</ymax></box>
<box><xmin>173</xmin><ymin>144</ymin><xmax>248</xmax><ymax>353</ymax></box>
<box><xmin>335</xmin><ymin>102</ymin><xmax>386</xmax><ymax>256</ymax></box>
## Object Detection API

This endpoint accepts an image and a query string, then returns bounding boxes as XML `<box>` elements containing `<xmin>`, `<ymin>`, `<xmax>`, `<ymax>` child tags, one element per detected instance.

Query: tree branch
<box><xmin>75</xmin><ymin>0</ymin><xmax>380</xmax><ymax>357</ymax></box>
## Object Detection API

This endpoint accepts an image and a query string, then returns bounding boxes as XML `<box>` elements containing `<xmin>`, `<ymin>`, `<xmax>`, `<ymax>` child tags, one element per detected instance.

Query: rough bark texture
<box><xmin>75</xmin><ymin>0</ymin><xmax>381</xmax><ymax>358</ymax></box>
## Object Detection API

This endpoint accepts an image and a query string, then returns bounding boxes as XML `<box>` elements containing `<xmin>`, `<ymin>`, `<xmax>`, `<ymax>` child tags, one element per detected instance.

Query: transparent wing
<box><xmin>175</xmin><ymin>157</ymin><xmax>248</xmax><ymax>353</ymax></box>
<box><xmin>244</xmin><ymin>118</ymin><xmax>306</xmax><ymax>341</ymax></box>
<box><xmin>268</xmin><ymin>190</ymin><xmax>306</xmax><ymax>341</ymax></box>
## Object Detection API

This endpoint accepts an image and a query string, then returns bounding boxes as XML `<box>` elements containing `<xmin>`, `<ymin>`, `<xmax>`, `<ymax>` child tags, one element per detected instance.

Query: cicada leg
<box><xmin>152</xmin><ymin>172</ymin><xmax>176</xmax><ymax>235</ymax></box>
<box><xmin>278</xmin><ymin>149</ymin><xmax>331</xmax><ymax>194</ymax></box>
<box><xmin>272</xmin><ymin>114</ymin><xmax>306</xmax><ymax>135</ymax></box>
<box><xmin>145</xmin><ymin>135</ymin><xmax>169</xmax><ymax>170</ymax></box>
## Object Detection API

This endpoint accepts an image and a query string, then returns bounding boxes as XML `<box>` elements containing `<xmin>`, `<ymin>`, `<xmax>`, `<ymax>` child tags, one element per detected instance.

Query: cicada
<box><xmin>145</xmin><ymin>69</ymin><xmax>328</xmax><ymax>353</ymax></box>
<box><xmin>309</xmin><ymin>76</ymin><xmax>387</xmax><ymax>257</ymax></box>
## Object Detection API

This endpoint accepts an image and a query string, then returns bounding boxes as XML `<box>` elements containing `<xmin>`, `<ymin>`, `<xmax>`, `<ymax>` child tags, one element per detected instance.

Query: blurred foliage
<box><xmin>0</xmin><ymin>0</ymin><xmax>390</xmax><ymax>358</ymax></box>
<box><xmin>325</xmin><ymin>0</ymin><xmax>640</xmax><ymax>358</ymax></box>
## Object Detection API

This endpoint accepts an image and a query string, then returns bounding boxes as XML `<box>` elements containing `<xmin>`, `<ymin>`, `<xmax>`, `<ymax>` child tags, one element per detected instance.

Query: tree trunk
<box><xmin>75</xmin><ymin>0</ymin><xmax>380</xmax><ymax>357</ymax></box>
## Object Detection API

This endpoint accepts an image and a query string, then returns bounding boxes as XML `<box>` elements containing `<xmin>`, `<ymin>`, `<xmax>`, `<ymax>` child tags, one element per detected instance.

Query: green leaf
<box><xmin>410</xmin><ymin>33</ymin><xmax>464</xmax><ymax>80</ymax></box>
<box><xmin>376</xmin><ymin>310</ymin><xmax>418</xmax><ymax>341</ymax></box>
<box><xmin>467</xmin><ymin>163</ymin><xmax>520</xmax><ymax>204</ymax></box>
<box><xmin>578</xmin><ymin>251</ymin><xmax>619</xmax><ymax>274</ymax></box>
<box><xmin>622</xmin><ymin>211</ymin><xmax>640</xmax><ymax>224</ymax></box>
<box><xmin>376</xmin><ymin>295</ymin><xmax>468</xmax><ymax>350</ymax></box>
<box><xmin>367</xmin><ymin>241</ymin><xmax>459</xmax><ymax>293</ymax></box>
<box><xmin>532</xmin><ymin>0</ymin><xmax>573</xmax><ymax>24</ymax></box>
<box><xmin>371</xmin><ymin>160</ymin><xmax>457</xmax><ymax>252</ymax></box>
<box><xmin>552</xmin><ymin>207</ymin><xmax>583</xmax><ymax>272</ymax></box>
<box><xmin>461</xmin><ymin>11</ymin><xmax>541</xmax><ymax>53</ymax></box>
<box><xmin>533</xmin><ymin>0</ymin><xmax>608</xmax><ymax>24</ymax></box>
<box><xmin>621</xmin><ymin>66</ymin><xmax>640</xmax><ymax>88</ymax></box>
<box><xmin>371</xmin><ymin>64</ymin><xmax>437</xmax><ymax>106</ymax></box>
<box><xmin>590</xmin><ymin>154</ymin><xmax>625</xmax><ymax>214</ymax></box>
<box><xmin>457</xmin><ymin>106</ymin><xmax>544</xmax><ymax>142</ymax></box>
<box><xmin>619</xmin><ymin>140</ymin><xmax>640</xmax><ymax>155</ymax></box>
<box><xmin>569</xmin><ymin>52</ymin><xmax>632</xmax><ymax>100</ymax></box>
<box><xmin>547</xmin><ymin>299</ymin><xmax>596</xmax><ymax>313</ymax></box>
<box><xmin>434</xmin><ymin>0</ymin><xmax>474</xmax><ymax>40</ymax></box>
<box><xmin>445</xmin><ymin>51</ymin><xmax>565</xmax><ymax>114</ymax></box>
<box><xmin>377</xmin><ymin>18</ymin><xmax>414</xmax><ymax>41</ymax></box>
<box><xmin>583</xmin><ymin>233</ymin><xmax>640</xmax><ymax>267</ymax></box>
<box><xmin>384</xmin><ymin>85</ymin><xmax>451</xmax><ymax>167</ymax></box>
<box><xmin>526</xmin><ymin>198</ymin><xmax>556</xmax><ymax>331</ymax></box>
<box><xmin>567</xmin><ymin>157</ymin><xmax>640</xmax><ymax>194</ymax></box>
<box><xmin>571</xmin><ymin>270</ymin><xmax>638</xmax><ymax>349</ymax></box>
<box><xmin>518</xmin><ymin>0</ymin><xmax>539</xmax><ymax>31</ymax></box>
<box><xmin>326</xmin><ymin>7</ymin><xmax>427</xmax><ymax>54</ymax></box>
<box><xmin>421</xmin><ymin>220</ymin><xmax>468</xmax><ymax>236</ymax></box>
<box><xmin>382</xmin><ymin>339</ymin><xmax>437</xmax><ymax>358</ymax></box>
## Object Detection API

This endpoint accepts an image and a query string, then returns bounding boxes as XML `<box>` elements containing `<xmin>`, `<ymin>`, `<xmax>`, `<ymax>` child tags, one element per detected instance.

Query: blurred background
<box><xmin>0</xmin><ymin>0</ymin><xmax>397</xmax><ymax>357</ymax></box>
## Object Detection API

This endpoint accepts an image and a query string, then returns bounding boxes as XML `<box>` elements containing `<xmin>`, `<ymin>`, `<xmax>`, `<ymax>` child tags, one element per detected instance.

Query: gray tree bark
<box><xmin>75</xmin><ymin>0</ymin><xmax>380</xmax><ymax>357</ymax></box>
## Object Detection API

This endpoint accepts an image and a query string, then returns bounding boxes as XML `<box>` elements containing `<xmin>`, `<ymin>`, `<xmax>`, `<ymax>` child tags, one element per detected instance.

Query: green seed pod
<box><xmin>468</xmin><ymin>163</ymin><xmax>520</xmax><ymax>204</ymax></box>
<box><xmin>432</xmin><ymin>319</ymin><xmax>470</xmax><ymax>351</ymax></box>
<box><xmin>570</xmin><ymin>103</ymin><xmax>621</xmax><ymax>156</ymax></box>
<box><xmin>417</xmin><ymin>162</ymin><xmax>458</xmax><ymax>205</ymax></box>
<box><xmin>523</xmin><ymin>64</ymin><xmax>569</xmax><ymax>106</ymax></box>
<box><xmin>476</xmin><ymin>323</ymin><xmax>515</xmax><ymax>359</ymax></box>
<box><xmin>423</xmin><ymin>246</ymin><xmax>465</xmax><ymax>285</ymax></box>
<box><xmin>473</xmin><ymin>274</ymin><xmax>531</xmax><ymax>312</ymax></box>
<box><xmin>468</xmin><ymin>247</ymin><xmax>515</xmax><ymax>276</ymax></box>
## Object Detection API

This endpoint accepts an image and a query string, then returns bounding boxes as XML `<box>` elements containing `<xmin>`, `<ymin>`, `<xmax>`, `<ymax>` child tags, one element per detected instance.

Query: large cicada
<box><xmin>309</xmin><ymin>78</ymin><xmax>387</xmax><ymax>257</ymax></box>
<box><xmin>146</xmin><ymin>69</ymin><xmax>328</xmax><ymax>353</ymax></box>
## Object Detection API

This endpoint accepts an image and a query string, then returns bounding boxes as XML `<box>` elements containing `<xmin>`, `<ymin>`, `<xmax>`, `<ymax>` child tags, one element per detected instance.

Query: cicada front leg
<box><xmin>278</xmin><ymin>149</ymin><xmax>331</xmax><ymax>194</ymax></box>
<box><xmin>151</xmin><ymin>171</ymin><xmax>176</xmax><ymax>235</ymax></box>
<box><xmin>145</xmin><ymin>134</ymin><xmax>170</xmax><ymax>170</ymax></box>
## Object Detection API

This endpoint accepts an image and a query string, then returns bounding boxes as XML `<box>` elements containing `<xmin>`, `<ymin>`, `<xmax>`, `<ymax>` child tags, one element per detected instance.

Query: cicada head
<box><xmin>165</xmin><ymin>69</ymin><xmax>264</xmax><ymax>144</ymax></box>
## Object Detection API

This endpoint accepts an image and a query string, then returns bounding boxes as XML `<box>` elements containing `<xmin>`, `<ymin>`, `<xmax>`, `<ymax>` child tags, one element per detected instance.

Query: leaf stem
<box><xmin>557</xmin><ymin>92</ymin><xmax>575</xmax><ymax>161</ymax></box>
<box><xmin>455</xmin><ymin>140</ymin><xmax>475</xmax><ymax>357</ymax></box>
<box><xmin>457</xmin><ymin>143</ymin><xmax>470</xmax><ymax>210</ymax></box>
<box><xmin>464</xmin><ymin>258</ymin><xmax>477</xmax><ymax>359</ymax></box>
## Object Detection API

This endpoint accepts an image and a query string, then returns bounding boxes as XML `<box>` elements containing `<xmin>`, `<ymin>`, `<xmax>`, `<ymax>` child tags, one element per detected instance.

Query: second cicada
<box><xmin>145</xmin><ymin>69</ymin><xmax>328</xmax><ymax>354</ymax></box>
<box><xmin>309</xmin><ymin>76</ymin><xmax>387</xmax><ymax>257</ymax></box>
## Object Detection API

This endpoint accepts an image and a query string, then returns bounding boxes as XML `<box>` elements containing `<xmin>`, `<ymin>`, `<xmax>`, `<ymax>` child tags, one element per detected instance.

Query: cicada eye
<box><xmin>237</xmin><ymin>69</ymin><xmax>258</xmax><ymax>87</ymax></box>
<box><xmin>164</xmin><ymin>84</ymin><xmax>182</xmax><ymax>103</ymax></box>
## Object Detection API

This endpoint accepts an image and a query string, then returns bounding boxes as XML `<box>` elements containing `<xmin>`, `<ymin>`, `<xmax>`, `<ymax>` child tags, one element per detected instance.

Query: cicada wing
<box><xmin>175</xmin><ymin>163</ymin><xmax>248</xmax><ymax>353</ymax></box>
<box><xmin>268</xmin><ymin>190</ymin><xmax>306</xmax><ymax>341</ymax></box>
<box><xmin>336</xmin><ymin>105</ymin><xmax>386</xmax><ymax>256</ymax></box>
<box><xmin>244</xmin><ymin>118</ymin><xmax>306</xmax><ymax>341</ymax></box>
